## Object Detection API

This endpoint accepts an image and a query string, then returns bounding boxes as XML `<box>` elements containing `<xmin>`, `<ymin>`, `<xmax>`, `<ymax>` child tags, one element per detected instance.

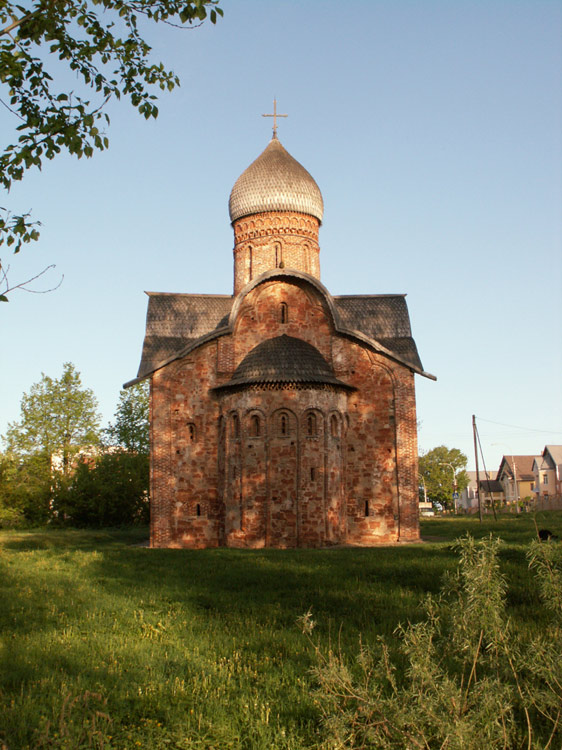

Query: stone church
<box><xmin>127</xmin><ymin>127</ymin><xmax>433</xmax><ymax>548</ymax></box>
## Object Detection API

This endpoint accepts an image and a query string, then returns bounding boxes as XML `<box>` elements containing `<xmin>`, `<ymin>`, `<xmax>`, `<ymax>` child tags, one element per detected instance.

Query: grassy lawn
<box><xmin>1</xmin><ymin>512</ymin><xmax>560</xmax><ymax>749</ymax></box>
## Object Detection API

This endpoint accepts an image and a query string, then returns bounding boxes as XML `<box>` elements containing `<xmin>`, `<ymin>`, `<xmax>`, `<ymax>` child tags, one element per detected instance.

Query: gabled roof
<box><xmin>333</xmin><ymin>295</ymin><xmax>423</xmax><ymax>372</ymax></box>
<box><xmin>134</xmin><ymin>293</ymin><xmax>232</xmax><ymax>380</ymax></box>
<box><xmin>544</xmin><ymin>445</ymin><xmax>562</xmax><ymax>468</ymax></box>
<box><xmin>496</xmin><ymin>455</ymin><xmax>538</xmax><ymax>482</ymax></box>
<box><xmin>126</xmin><ymin>273</ymin><xmax>434</xmax><ymax>386</ymax></box>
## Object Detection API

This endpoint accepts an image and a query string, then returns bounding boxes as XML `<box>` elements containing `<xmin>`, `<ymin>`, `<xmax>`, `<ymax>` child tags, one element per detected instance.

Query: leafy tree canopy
<box><xmin>419</xmin><ymin>445</ymin><xmax>469</xmax><ymax>510</ymax></box>
<box><xmin>53</xmin><ymin>451</ymin><xmax>149</xmax><ymax>526</ymax></box>
<box><xmin>4</xmin><ymin>361</ymin><xmax>101</xmax><ymax>473</ymax></box>
<box><xmin>104</xmin><ymin>381</ymin><xmax>149</xmax><ymax>453</ymax></box>
<box><xmin>0</xmin><ymin>0</ymin><xmax>222</xmax><ymax>298</ymax></box>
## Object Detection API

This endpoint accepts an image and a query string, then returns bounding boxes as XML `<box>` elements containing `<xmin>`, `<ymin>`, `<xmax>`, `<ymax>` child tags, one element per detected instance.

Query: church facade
<box><xmin>127</xmin><ymin>134</ymin><xmax>433</xmax><ymax>548</ymax></box>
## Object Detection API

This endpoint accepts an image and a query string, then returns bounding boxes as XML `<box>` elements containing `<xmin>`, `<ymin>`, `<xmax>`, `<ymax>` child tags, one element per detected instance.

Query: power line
<box><xmin>475</xmin><ymin>417</ymin><xmax>562</xmax><ymax>435</ymax></box>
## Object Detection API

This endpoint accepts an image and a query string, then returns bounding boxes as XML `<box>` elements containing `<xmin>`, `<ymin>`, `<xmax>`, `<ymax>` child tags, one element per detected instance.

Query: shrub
<box><xmin>302</xmin><ymin>535</ymin><xmax>562</xmax><ymax>749</ymax></box>
<box><xmin>53</xmin><ymin>452</ymin><xmax>149</xmax><ymax>527</ymax></box>
<box><xmin>0</xmin><ymin>452</ymin><xmax>52</xmax><ymax>525</ymax></box>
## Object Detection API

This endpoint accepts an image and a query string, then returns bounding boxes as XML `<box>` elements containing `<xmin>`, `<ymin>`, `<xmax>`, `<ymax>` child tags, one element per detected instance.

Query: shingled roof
<box><xmin>135</xmin><ymin>293</ymin><xmax>232</xmax><ymax>379</ymax></box>
<box><xmin>215</xmin><ymin>335</ymin><xmax>352</xmax><ymax>391</ymax></box>
<box><xmin>229</xmin><ymin>137</ymin><xmax>324</xmax><ymax>224</ymax></box>
<box><xmin>333</xmin><ymin>295</ymin><xmax>423</xmax><ymax>371</ymax></box>
<box><xmin>129</xmin><ymin>286</ymin><xmax>429</xmax><ymax>385</ymax></box>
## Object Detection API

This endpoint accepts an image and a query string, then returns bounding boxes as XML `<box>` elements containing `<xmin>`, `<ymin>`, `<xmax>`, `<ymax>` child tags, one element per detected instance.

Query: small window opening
<box><xmin>250</xmin><ymin>414</ymin><xmax>261</xmax><ymax>437</ymax></box>
<box><xmin>280</xmin><ymin>302</ymin><xmax>288</xmax><ymax>324</ymax></box>
<box><xmin>310</xmin><ymin>467</ymin><xmax>316</xmax><ymax>481</ymax></box>
<box><xmin>365</xmin><ymin>500</ymin><xmax>369</xmax><ymax>517</ymax></box>
<box><xmin>280</xmin><ymin>414</ymin><xmax>288</xmax><ymax>436</ymax></box>
<box><xmin>275</xmin><ymin>242</ymin><xmax>284</xmax><ymax>268</ymax></box>
<box><xmin>248</xmin><ymin>245</ymin><xmax>253</xmax><ymax>280</ymax></box>
<box><xmin>330</xmin><ymin>415</ymin><xmax>338</xmax><ymax>437</ymax></box>
<box><xmin>232</xmin><ymin>414</ymin><xmax>240</xmax><ymax>439</ymax></box>
<box><xmin>306</xmin><ymin>413</ymin><xmax>317</xmax><ymax>436</ymax></box>
<box><xmin>188</xmin><ymin>423</ymin><xmax>195</xmax><ymax>442</ymax></box>
<box><xmin>196</xmin><ymin>503</ymin><xmax>201</xmax><ymax>517</ymax></box>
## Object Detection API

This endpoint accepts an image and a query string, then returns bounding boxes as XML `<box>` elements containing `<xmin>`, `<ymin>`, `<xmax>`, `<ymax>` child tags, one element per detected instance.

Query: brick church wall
<box><xmin>149</xmin><ymin>275</ymin><xmax>420</xmax><ymax>548</ymax></box>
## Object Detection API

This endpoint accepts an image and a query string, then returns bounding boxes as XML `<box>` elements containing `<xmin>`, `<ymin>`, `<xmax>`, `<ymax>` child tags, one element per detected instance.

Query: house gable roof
<box><xmin>496</xmin><ymin>455</ymin><xmax>539</xmax><ymax>482</ymax></box>
<box><xmin>543</xmin><ymin>445</ymin><xmax>562</xmax><ymax>469</ymax></box>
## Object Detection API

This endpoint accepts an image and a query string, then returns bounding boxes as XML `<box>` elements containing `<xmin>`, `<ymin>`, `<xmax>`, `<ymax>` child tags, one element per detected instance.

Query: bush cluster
<box><xmin>303</xmin><ymin>534</ymin><xmax>562</xmax><ymax>749</ymax></box>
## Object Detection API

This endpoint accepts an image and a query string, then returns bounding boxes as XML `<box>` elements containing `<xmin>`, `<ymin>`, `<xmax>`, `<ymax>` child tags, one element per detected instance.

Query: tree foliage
<box><xmin>303</xmin><ymin>534</ymin><xmax>562</xmax><ymax>749</ymax></box>
<box><xmin>419</xmin><ymin>445</ymin><xmax>469</xmax><ymax>510</ymax></box>
<box><xmin>104</xmin><ymin>381</ymin><xmax>149</xmax><ymax>453</ymax></box>
<box><xmin>53</xmin><ymin>451</ymin><xmax>149</xmax><ymax>526</ymax></box>
<box><xmin>0</xmin><ymin>0</ymin><xmax>222</xmax><ymax>297</ymax></box>
<box><xmin>0</xmin><ymin>450</ymin><xmax>51</xmax><ymax>525</ymax></box>
<box><xmin>0</xmin><ymin>367</ymin><xmax>152</xmax><ymax>527</ymax></box>
<box><xmin>4</xmin><ymin>361</ymin><xmax>101</xmax><ymax>474</ymax></box>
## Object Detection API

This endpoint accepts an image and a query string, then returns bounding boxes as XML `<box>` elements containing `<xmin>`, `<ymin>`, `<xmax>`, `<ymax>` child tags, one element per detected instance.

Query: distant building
<box><xmin>532</xmin><ymin>446</ymin><xmax>562</xmax><ymax>498</ymax></box>
<box><xmin>479</xmin><ymin>479</ymin><xmax>505</xmax><ymax>508</ymax></box>
<box><xmin>496</xmin><ymin>455</ymin><xmax>539</xmax><ymax>506</ymax></box>
<box><xmin>458</xmin><ymin>471</ymin><xmax>480</xmax><ymax>513</ymax></box>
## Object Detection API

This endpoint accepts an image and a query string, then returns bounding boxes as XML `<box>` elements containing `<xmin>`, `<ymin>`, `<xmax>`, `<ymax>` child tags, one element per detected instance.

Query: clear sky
<box><xmin>1</xmin><ymin>0</ymin><xmax>561</xmax><ymax>472</ymax></box>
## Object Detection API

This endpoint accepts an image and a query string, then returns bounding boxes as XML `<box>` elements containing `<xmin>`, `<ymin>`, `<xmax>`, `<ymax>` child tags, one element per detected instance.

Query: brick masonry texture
<box><xmin>233</xmin><ymin>211</ymin><xmax>320</xmax><ymax>294</ymax></box>
<box><xmin>149</xmin><ymin>273</ymin><xmax>421</xmax><ymax>548</ymax></box>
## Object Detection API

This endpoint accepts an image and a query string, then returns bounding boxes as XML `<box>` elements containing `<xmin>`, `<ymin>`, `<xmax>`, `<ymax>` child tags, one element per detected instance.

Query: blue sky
<box><xmin>1</xmin><ymin>0</ymin><xmax>561</xmax><ymax>472</ymax></box>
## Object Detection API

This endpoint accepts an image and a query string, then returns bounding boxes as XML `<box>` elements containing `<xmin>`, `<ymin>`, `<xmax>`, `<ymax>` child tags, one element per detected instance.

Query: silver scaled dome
<box><xmin>229</xmin><ymin>137</ymin><xmax>324</xmax><ymax>224</ymax></box>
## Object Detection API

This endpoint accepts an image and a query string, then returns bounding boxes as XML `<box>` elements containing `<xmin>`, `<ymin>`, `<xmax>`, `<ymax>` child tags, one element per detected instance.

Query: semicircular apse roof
<box><xmin>228</xmin><ymin>137</ymin><xmax>324</xmax><ymax>224</ymax></box>
<box><xmin>215</xmin><ymin>335</ymin><xmax>351</xmax><ymax>390</ymax></box>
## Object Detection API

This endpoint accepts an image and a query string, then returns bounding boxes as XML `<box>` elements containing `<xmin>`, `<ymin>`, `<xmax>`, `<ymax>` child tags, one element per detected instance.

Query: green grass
<box><xmin>1</xmin><ymin>512</ymin><xmax>560</xmax><ymax>749</ymax></box>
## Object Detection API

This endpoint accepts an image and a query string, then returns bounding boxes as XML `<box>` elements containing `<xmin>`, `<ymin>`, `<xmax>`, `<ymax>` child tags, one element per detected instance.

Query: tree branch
<box><xmin>0</xmin><ymin>262</ymin><xmax>63</xmax><ymax>301</ymax></box>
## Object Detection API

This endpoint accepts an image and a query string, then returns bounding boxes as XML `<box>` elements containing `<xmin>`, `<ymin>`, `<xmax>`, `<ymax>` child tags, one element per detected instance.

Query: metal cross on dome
<box><xmin>262</xmin><ymin>98</ymin><xmax>287</xmax><ymax>138</ymax></box>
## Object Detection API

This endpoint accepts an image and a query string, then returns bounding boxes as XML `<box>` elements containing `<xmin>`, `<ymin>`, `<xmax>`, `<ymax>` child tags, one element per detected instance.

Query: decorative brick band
<box><xmin>233</xmin><ymin>211</ymin><xmax>319</xmax><ymax>243</ymax></box>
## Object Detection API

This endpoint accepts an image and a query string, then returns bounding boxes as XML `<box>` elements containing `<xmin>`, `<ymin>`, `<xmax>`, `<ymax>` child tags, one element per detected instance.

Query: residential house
<box><xmin>496</xmin><ymin>455</ymin><xmax>539</xmax><ymax>506</ymax></box>
<box><xmin>532</xmin><ymin>446</ymin><xmax>562</xmax><ymax>498</ymax></box>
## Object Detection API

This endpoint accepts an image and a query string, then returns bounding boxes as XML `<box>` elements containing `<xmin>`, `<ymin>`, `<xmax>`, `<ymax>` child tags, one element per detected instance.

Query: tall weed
<box><xmin>303</xmin><ymin>535</ymin><xmax>562</xmax><ymax>749</ymax></box>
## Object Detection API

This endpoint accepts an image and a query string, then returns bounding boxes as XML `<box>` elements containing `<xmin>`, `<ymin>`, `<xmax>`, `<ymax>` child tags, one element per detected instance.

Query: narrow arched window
<box><xmin>196</xmin><ymin>503</ymin><xmax>201</xmax><ymax>517</ymax></box>
<box><xmin>330</xmin><ymin>415</ymin><xmax>339</xmax><ymax>438</ymax></box>
<box><xmin>280</xmin><ymin>302</ymin><xmax>288</xmax><ymax>324</ymax></box>
<box><xmin>303</xmin><ymin>242</ymin><xmax>310</xmax><ymax>273</ymax></box>
<box><xmin>250</xmin><ymin>414</ymin><xmax>261</xmax><ymax>437</ymax></box>
<box><xmin>310</xmin><ymin>467</ymin><xmax>316</xmax><ymax>481</ymax></box>
<box><xmin>232</xmin><ymin>414</ymin><xmax>240</xmax><ymax>439</ymax></box>
<box><xmin>365</xmin><ymin>500</ymin><xmax>369</xmax><ymax>517</ymax></box>
<box><xmin>247</xmin><ymin>245</ymin><xmax>253</xmax><ymax>280</ymax></box>
<box><xmin>274</xmin><ymin>242</ymin><xmax>284</xmax><ymax>268</ymax></box>
<box><xmin>306</xmin><ymin>412</ymin><xmax>317</xmax><ymax>436</ymax></box>
<box><xmin>187</xmin><ymin>423</ymin><xmax>196</xmax><ymax>442</ymax></box>
<box><xmin>280</xmin><ymin>414</ymin><xmax>288</xmax><ymax>436</ymax></box>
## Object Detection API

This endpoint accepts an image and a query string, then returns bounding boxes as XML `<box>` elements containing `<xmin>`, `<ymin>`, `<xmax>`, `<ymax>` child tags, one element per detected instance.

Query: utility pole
<box><xmin>473</xmin><ymin>415</ymin><xmax>483</xmax><ymax>522</ymax></box>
